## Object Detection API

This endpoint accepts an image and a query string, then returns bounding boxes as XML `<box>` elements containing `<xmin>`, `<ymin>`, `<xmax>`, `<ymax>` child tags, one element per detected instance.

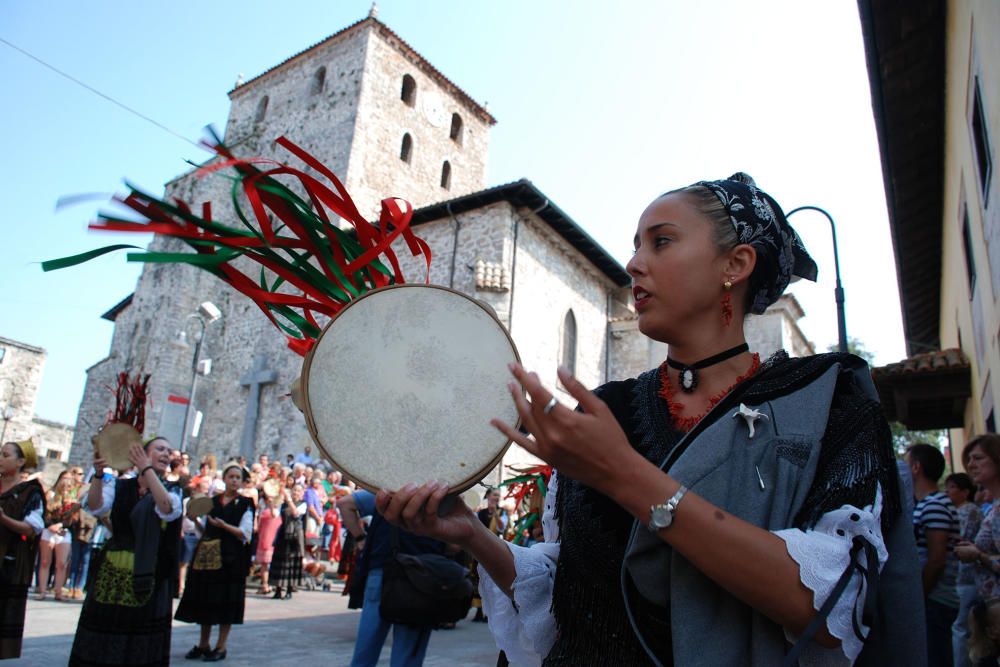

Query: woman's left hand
<box><xmin>206</xmin><ymin>516</ymin><xmax>224</xmax><ymax>528</ymax></box>
<box><xmin>491</xmin><ymin>364</ymin><xmax>644</xmax><ymax>494</ymax></box>
<box><xmin>128</xmin><ymin>443</ymin><xmax>151</xmax><ymax>471</ymax></box>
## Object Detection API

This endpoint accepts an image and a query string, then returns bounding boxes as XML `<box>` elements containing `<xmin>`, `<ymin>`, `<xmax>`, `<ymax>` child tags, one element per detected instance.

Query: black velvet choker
<box><xmin>667</xmin><ymin>343</ymin><xmax>749</xmax><ymax>393</ymax></box>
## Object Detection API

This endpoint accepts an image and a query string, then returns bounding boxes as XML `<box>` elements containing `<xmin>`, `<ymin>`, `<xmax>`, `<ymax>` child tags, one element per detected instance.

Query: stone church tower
<box><xmin>70</xmin><ymin>15</ymin><xmax>812</xmax><ymax>478</ymax></box>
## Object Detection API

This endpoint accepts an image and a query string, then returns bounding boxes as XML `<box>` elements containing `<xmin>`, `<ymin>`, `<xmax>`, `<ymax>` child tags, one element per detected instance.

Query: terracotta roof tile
<box><xmin>871</xmin><ymin>347</ymin><xmax>969</xmax><ymax>378</ymax></box>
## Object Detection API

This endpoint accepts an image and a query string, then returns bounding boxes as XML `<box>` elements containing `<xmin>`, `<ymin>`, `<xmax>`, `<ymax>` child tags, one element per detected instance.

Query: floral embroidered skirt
<box><xmin>68</xmin><ymin>549</ymin><xmax>173</xmax><ymax>666</ymax></box>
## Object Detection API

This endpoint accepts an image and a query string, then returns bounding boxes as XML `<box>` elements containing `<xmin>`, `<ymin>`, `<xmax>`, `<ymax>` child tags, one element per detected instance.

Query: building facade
<box><xmin>70</xmin><ymin>15</ymin><xmax>815</xmax><ymax>478</ymax></box>
<box><xmin>861</xmin><ymin>0</ymin><xmax>999</xmax><ymax>462</ymax></box>
<box><xmin>0</xmin><ymin>336</ymin><xmax>74</xmax><ymax>465</ymax></box>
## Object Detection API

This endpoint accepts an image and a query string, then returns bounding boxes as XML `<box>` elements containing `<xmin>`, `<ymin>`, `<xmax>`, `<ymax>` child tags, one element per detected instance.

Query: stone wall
<box><xmin>0</xmin><ymin>337</ymin><xmax>45</xmax><ymax>442</ymax></box>
<box><xmin>223</xmin><ymin>24</ymin><xmax>366</xmax><ymax>186</ymax></box>
<box><xmin>32</xmin><ymin>418</ymin><xmax>74</xmax><ymax>464</ymax></box>
<box><xmin>346</xmin><ymin>24</ymin><xmax>490</xmax><ymax>219</ymax></box>
<box><xmin>0</xmin><ymin>336</ymin><xmax>75</xmax><ymax>464</ymax></box>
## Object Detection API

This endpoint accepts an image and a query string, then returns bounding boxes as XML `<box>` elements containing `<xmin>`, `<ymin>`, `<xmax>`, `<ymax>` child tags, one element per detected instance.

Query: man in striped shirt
<box><xmin>907</xmin><ymin>443</ymin><xmax>961</xmax><ymax>667</ymax></box>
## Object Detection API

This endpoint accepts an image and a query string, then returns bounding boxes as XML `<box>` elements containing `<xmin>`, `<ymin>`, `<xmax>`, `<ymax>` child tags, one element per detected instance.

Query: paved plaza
<box><xmin>13</xmin><ymin>584</ymin><xmax>500</xmax><ymax>665</ymax></box>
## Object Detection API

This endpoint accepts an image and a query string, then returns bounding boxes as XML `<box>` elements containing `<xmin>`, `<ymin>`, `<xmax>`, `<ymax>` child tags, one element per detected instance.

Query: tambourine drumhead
<box><xmin>262</xmin><ymin>478</ymin><xmax>281</xmax><ymax>498</ymax></box>
<box><xmin>301</xmin><ymin>284</ymin><xmax>520</xmax><ymax>493</ymax></box>
<box><xmin>187</xmin><ymin>495</ymin><xmax>213</xmax><ymax>519</ymax></box>
<box><xmin>93</xmin><ymin>423</ymin><xmax>142</xmax><ymax>472</ymax></box>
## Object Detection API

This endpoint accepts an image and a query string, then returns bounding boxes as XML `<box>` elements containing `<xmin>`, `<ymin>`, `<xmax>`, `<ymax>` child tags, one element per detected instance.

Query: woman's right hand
<box><xmin>376</xmin><ymin>482</ymin><xmax>479</xmax><ymax>547</ymax></box>
<box><xmin>955</xmin><ymin>542</ymin><xmax>981</xmax><ymax>563</ymax></box>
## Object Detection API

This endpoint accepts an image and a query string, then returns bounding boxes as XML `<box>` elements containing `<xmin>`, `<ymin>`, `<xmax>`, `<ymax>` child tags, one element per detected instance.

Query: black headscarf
<box><xmin>694</xmin><ymin>173</ymin><xmax>818</xmax><ymax>314</ymax></box>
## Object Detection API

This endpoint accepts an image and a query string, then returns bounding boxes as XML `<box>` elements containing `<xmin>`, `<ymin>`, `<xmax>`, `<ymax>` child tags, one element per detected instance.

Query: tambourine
<box><xmin>92</xmin><ymin>422</ymin><xmax>142</xmax><ymax>472</ymax></box>
<box><xmin>187</xmin><ymin>495</ymin><xmax>213</xmax><ymax>519</ymax></box>
<box><xmin>301</xmin><ymin>284</ymin><xmax>520</xmax><ymax>493</ymax></box>
<box><xmin>262</xmin><ymin>478</ymin><xmax>282</xmax><ymax>499</ymax></box>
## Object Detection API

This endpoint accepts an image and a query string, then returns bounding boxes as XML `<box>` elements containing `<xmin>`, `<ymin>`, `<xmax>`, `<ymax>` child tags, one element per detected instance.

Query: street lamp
<box><xmin>785</xmin><ymin>206</ymin><xmax>848</xmax><ymax>354</ymax></box>
<box><xmin>174</xmin><ymin>301</ymin><xmax>222</xmax><ymax>452</ymax></box>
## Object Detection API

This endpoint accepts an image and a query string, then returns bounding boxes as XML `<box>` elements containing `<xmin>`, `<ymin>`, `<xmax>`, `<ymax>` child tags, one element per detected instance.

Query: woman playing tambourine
<box><xmin>69</xmin><ymin>438</ymin><xmax>183</xmax><ymax>666</ymax></box>
<box><xmin>376</xmin><ymin>174</ymin><xmax>925</xmax><ymax>666</ymax></box>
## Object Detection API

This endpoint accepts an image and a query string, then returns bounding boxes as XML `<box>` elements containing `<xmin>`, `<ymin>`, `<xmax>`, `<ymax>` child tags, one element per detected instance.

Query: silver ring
<box><xmin>542</xmin><ymin>397</ymin><xmax>559</xmax><ymax>415</ymax></box>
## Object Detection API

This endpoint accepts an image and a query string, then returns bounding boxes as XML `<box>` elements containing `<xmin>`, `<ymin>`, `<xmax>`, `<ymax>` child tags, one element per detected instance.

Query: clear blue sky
<box><xmin>1</xmin><ymin>0</ymin><xmax>902</xmax><ymax>424</ymax></box>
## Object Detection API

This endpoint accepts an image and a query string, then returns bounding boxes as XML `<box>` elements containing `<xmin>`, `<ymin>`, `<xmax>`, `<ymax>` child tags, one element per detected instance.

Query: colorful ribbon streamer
<box><xmin>43</xmin><ymin>130</ymin><xmax>433</xmax><ymax>355</ymax></box>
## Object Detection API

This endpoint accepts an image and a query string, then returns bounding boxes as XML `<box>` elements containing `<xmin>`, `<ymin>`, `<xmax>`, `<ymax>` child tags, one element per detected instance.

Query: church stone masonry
<box><xmin>70</xmin><ymin>15</ymin><xmax>813</xmax><ymax>475</ymax></box>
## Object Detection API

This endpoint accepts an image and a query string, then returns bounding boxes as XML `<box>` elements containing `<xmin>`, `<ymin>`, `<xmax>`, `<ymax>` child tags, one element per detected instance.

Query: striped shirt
<box><xmin>913</xmin><ymin>490</ymin><xmax>960</xmax><ymax>607</ymax></box>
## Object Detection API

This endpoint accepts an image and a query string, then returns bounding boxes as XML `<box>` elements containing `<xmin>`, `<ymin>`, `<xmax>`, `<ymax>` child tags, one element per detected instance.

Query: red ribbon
<box><xmin>90</xmin><ymin>136</ymin><xmax>432</xmax><ymax>356</ymax></box>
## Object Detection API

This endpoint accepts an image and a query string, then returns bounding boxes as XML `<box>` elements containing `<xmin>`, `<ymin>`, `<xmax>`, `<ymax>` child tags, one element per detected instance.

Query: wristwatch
<box><xmin>648</xmin><ymin>485</ymin><xmax>688</xmax><ymax>532</ymax></box>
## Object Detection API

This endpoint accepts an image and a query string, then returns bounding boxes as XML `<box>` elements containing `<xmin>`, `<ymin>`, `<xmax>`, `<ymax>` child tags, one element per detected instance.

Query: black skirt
<box><xmin>69</xmin><ymin>548</ymin><xmax>173</xmax><ymax>666</ymax></box>
<box><xmin>0</xmin><ymin>559</ymin><xmax>29</xmax><ymax>659</ymax></box>
<box><xmin>174</xmin><ymin>544</ymin><xmax>248</xmax><ymax>625</ymax></box>
<box><xmin>268</xmin><ymin>540</ymin><xmax>302</xmax><ymax>589</ymax></box>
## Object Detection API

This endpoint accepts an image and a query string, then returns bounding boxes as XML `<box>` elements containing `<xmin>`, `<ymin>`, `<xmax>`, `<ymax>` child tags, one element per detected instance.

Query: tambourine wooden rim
<box><xmin>300</xmin><ymin>284</ymin><xmax>521</xmax><ymax>493</ymax></box>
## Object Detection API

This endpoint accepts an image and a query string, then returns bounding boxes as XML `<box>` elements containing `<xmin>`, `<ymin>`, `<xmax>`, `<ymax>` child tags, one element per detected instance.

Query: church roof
<box><xmin>228</xmin><ymin>17</ymin><xmax>496</xmax><ymax>125</ymax></box>
<box><xmin>0</xmin><ymin>336</ymin><xmax>45</xmax><ymax>354</ymax></box>
<box><xmin>101</xmin><ymin>293</ymin><xmax>133</xmax><ymax>321</ymax></box>
<box><xmin>411</xmin><ymin>179</ymin><xmax>631</xmax><ymax>287</ymax></box>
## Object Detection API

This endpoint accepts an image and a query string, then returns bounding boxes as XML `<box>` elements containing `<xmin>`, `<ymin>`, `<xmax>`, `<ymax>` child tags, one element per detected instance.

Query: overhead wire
<box><xmin>0</xmin><ymin>35</ymin><xmax>202</xmax><ymax>149</ymax></box>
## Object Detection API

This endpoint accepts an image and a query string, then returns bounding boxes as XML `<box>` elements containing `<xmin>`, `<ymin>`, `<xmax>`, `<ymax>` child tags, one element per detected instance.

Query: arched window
<box><xmin>440</xmin><ymin>161</ymin><xmax>452</xmax><ymax>190</ymax></box>
<box><xmin>254</xmin><ymin>95</ymin><xmax>269</xmax><ymax>123</ymax></box>
<box><xmin>400</xmin><ymin>133</ymin><xmax>413</xmax><ymax>164</ymax></box>
<box><xmin>450</xmin><ymin>113</ymin><xmax>463</xmax><ymax>145</ymax></box>
<box><xmin>311</xmin><ymin>67</ymin><xmax>326</xmax><ymax>95</ymax></box>
<box><xmin>561</xmin><ymin>310</ymin><xmax>577</xmax><ymax>376</ymax></box>
<box><xmin>401</xmin><ymin>74</ymin><xmax>417</xmax><ymax>107</ymax></box>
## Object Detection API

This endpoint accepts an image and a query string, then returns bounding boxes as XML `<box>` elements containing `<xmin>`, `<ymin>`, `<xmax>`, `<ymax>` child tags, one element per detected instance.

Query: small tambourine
<box><xmin>187</xmin><ymin>495</ymin><xmax>213</xmax><ymax>519</ymax></box>
<box><xmin>92</xmin><ymin>422</ymin><xmax>142</xmax><ymax>472</ymax></box>
<box><xmin>301</xmin><ymin>284</ymin><xmax>521</xmax><ymax>494</ymax></box>
<box><xmin>262</xmin><ymin>478</ymin><xmax>282</xmax><ymax>499</ymax></box>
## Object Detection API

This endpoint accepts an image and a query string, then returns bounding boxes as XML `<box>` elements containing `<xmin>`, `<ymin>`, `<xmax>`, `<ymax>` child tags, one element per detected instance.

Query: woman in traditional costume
<box><xmin>175</xmin><ymin>462</ymin><xmax>255</xmax><ymax>662</ymax></box>
<box><xmin>254</xmin><ymin>486</ymin><xmax>283</xmax><ymax>595</ymax></box>
<box><xmin>0</xmin><ymin>439</ymin><xmax>44</xmax><ymax>659</ymax></box>
<box><xmin>36</xmin><ymin>469</ymin><xmax>78</xmax><ymax>601</ymax></box>
<box><xmin>377</xmin><ymin>174</ymin><xmax>925</xmax><ymax>665</ymax></box>
<box><xmin>268</xmin><ymin>484</ymin><xmax>306</xmax><ymax>600</ymax></box>
<box><xmin>69</xmin><ymin>437</ymin><xmax>183</xmax><ymax>666</ymax></box>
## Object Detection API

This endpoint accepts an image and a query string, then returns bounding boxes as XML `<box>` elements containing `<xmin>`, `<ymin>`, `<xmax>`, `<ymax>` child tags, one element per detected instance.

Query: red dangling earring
<box><xmin>721</xmin><ymin>279</ymin><xmax>734</xmax><ymax>327</ymax></box>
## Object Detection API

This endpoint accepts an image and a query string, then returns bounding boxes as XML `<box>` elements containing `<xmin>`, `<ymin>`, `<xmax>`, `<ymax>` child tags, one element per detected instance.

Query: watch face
<box><xmin>650</xmin><ymin>504</ymin><xmax>673</xmax><ymax>529</ymax></box>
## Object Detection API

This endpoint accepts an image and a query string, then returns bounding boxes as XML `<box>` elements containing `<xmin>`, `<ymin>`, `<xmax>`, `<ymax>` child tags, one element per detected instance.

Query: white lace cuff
<box><xmin>24</xmin><ymin>506</ymin><xmax>44</xmax><ymax>535</ymax></box>
<box><xmin>775</xmin><ymin>487</ymin><xmax>888</xmax><ymax>666</ymax></box>
<box><xmin>478</xmin><ymin>540</ymin><xmax>561</xmax><ymax>667</ymax></box>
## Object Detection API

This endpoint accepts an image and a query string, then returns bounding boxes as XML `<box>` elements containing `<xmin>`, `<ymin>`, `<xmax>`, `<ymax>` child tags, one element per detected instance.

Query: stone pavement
<box><xmin>13</xmin><ymin>584</ymin><xmax>500</xmax><ymax>665</ymax></box>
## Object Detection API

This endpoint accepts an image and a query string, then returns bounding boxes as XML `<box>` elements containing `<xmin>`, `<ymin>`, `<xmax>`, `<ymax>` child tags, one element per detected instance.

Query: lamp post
<box><xmin>785</xmin><ymin>206</ymin><xmax>848</xmax><ymax>354</ymax></box>
<box><xmin>174</xmin><ymin>301</ymin><xmax>222</xmax><ymax>453</ymax></box>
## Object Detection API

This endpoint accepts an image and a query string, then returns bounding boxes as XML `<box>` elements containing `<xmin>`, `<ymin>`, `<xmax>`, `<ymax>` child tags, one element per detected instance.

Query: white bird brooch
<box><xmin>733</xmin><ymin>403</ymin><xmax>769</xmax><ymax>439</ymax></box>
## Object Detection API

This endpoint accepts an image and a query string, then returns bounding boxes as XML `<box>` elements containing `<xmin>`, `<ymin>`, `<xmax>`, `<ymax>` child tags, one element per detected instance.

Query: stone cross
<box><xmin>239</xmin><ymin>355</ymin><xmax>277</xmax><ymax>461</ymax></box>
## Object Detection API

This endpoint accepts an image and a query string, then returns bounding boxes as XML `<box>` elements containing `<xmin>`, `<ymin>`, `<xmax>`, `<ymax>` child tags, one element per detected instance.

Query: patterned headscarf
<box><xmin>694</xmin><ymin>173</ymin><xmax>818</xmax><ymax>314</ymax></box>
